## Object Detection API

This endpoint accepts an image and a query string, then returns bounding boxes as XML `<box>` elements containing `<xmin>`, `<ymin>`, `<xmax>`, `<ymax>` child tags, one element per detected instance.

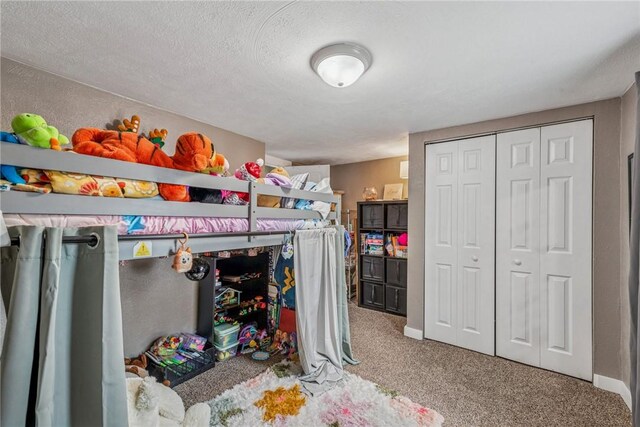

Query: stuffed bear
<box><xmin>11</xmin><ymin>113</ymin><xmax>69</xmax><ymax>151</ymax></box>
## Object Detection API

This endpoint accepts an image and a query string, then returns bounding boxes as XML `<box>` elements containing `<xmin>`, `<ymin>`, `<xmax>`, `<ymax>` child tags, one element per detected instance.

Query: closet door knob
<box><xmin>471</xmin><ymin>256</ymin><xmax>479</xmax><ymax>262</ymax></box>
<box><xmin>513</xmin><ymin>259</ymin><xmax>522</xmax><ymax>266</ymax></box>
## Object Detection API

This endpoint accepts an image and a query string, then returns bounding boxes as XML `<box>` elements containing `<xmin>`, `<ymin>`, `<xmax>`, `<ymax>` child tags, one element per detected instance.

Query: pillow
<box><xmin>93</xmin><ymin>176</ymin><xmax>124</xmax><ymax>198</ymax></box>
<box><xmin>281</xmin><ymin>173</ymin><xmax>309</xmax><ymax>209</ymax></box>
<box><xmin>44</xmin><ymin>170</ymin><xmax>102</xmax><ymax>196</ymax></box>
<box><xmin>19</xmin><ymin>168</ymin><xmax>49</xmax><ymax>184</ymax></box>
<box><xmin>116</xmin><ymin>178</ymin><xmax>159</xmax><ymax>199</ymax></box>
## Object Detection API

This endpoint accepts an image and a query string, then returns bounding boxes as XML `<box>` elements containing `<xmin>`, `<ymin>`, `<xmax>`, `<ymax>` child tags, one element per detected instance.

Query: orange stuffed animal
<box><xmin>72</xmin><ymin>129</ymin><xmax>216</xmax><ymax>202</ymax></box>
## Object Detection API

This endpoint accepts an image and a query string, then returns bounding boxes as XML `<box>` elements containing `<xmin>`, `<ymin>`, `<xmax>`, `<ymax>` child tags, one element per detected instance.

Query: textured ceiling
<box><xmin>1</xmin><ymin>1</ymin><xmax>639</xmax><ymax>165</ymax></box>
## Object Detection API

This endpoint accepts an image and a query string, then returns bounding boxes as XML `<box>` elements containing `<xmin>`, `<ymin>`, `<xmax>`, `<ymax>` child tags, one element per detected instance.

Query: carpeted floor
<box><xmin>175</xmin><ymin>304</ymin><xmax>631</xmax><ymax>426</ymax></box>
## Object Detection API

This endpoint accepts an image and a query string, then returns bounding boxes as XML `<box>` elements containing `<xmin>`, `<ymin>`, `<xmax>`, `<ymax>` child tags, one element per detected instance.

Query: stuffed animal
<box><xmin>72</xmin><ymin>128</ymin><xmax>210</xmax><ymax>202</ymax></box>
<box><xmin>124</xmin><ymin>353</ymin><xmax>150</xmax><ymax>378</ymax></box>
<box><xmin>0</xmin><ymin>132</ymin><xmax>26</xmax><ymax>184</ymax></box>
<box><xmin>189</xmin><ymin>149</ymin><xmax>227</xmax><ymax>202</ymax></box>
<box><xmin>257</xmin><ymin>166</ymin><xmax>292</xmax><ymax>207</ymax></box>
<box><xmin>173</xmin><ymin>246</ymin><xmax>193</xmax><ymax>273</ymax></box>
<box><xmin>223</xmin><ymin>159</ymin><xmax>263</xmax><ymax>205</ymax></box>
<box><xmin>117</xmin><ymin>115</ymin><xmax>141</xmax><ymax>133</ymax></box>
<box><xmin>148</xmin><ymin>128</ymin><xmax>168</xmax><ymax>148</ymax></box>
<box><xmin>203</xmin><ymin>153</ymin><xmax>229</xmax><ymax>176</ymax></box>
<box><xmin>11</xmin><ymin>113</ymin><xmax>69</xmax><ymax>151</ymax></box>
<box><xmin>126</xmin><ymin>376</ymin><xmax>210</xmax><ymax>427</ymax></box>
<box><xmin>169</xmin><ymin>132</ymin><xmax>225</xmax><ymax>204</ymax></box>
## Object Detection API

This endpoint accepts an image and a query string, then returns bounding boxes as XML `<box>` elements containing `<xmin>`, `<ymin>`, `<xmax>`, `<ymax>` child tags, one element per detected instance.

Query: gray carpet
<box><xmin>175</xmin><ymin>304</ymin><xmax>631</xmax><ymax>426</ymax></box>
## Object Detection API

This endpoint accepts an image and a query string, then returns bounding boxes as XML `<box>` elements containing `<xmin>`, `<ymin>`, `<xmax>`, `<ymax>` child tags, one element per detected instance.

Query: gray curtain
<box><xmin>333</xmin><ymin>226</ymin><xmax>358</xmax><ymax>365</ymax></box>
<box><xmin>630</xmin><ymin>70</ymin><xmax>640</xmax><ymax>425</ymax></box>
<box><xmin>1</xmin><ymin>225</ymin><xmax>127</xmax><ymax>426</ymax></box>
<box><xmin>294</xmin><ymin>226</ymin><xmax>357</xmax><ymax>396</ymax></box>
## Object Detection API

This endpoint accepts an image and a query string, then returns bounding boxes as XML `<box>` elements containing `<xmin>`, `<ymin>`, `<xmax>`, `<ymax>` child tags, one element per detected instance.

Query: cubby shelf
<box><xmin>357</xmin><ymin>200</ymin><xmax>408</xmax><ymax>316</ymax></box>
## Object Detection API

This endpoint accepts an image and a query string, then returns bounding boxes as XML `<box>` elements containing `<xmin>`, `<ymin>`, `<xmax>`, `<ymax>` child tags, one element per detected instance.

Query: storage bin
<box><xmin>214</xmin><ymin>323</ymin><xmax>240</xmax><ymax>347</ymax></box>
<box><xmin>214</xmin><ymin>340</ymin><xmax>239</xmax><ymax>361</ymax></box>
<box><xmin>148</xmin><ymin>345</ymin><xmax>216</xmax><ymax>388</ymax></box>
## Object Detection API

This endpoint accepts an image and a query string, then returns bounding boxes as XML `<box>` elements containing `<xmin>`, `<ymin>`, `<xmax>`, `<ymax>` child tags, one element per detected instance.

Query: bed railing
<box><xmin>0</xmin><ymin>142</ymin><xmax>341</xmax><ymax>226</ymax></box>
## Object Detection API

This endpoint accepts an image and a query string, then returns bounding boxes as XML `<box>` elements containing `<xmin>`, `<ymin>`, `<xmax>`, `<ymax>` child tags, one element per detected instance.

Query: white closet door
<box><xmin>539</xmin><ymin>120</ymin><xmax>593</xmax><ymax>380</ymax></box>
<box><xmin>426</xmin><ymin>136</ymin><xmax>495</xmax><ymax>355</ymax></box>
<box><xmin>456</xmin><ymin>136</ymin><xmax>496</xmax><ymax>355</ymax></box>
<box><xmin>425</xmin><ymin>141</ymin><xmax>459</xmax><ymax>346</ymax></box>
<box><xmin>496</xmin><ymin>128</ymin><xmax>542</xmax><ymax>367</ymax></box>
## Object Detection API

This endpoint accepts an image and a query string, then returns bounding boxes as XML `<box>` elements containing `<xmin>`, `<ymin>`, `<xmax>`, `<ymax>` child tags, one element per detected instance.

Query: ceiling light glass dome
<box><xmin>311</xmin><ymin>43</ymin><xmax>372</xmax><ymax>88</ymax></box>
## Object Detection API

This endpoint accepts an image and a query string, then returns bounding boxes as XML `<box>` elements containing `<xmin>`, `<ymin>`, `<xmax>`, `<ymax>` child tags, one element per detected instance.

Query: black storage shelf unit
<box><xmin>357</xmin><ymin>200</ymin><xmax>408</xmax><ymax>316</ymax></box>
<box><xmin>196</xmin><ymin>252</ymin><xmax>270</xmax><ymax>341</ymax></box>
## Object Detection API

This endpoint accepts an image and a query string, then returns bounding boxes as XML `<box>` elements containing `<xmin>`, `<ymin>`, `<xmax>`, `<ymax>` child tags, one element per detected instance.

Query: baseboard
<box><xmin>593</xmin><ymin>374</ymin><xmax>632</xmax><ymax>411</ymax></box>
<box><xmin>403</xmin><ymin>325</ymin><xmax>423</xmax><ymax>340</ymax></box>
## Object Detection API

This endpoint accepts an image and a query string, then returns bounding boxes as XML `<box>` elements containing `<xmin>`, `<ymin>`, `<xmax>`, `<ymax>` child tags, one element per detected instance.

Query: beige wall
<box><xmin>620</xmin><ymin>82</ymin><xmax>637</xmax><ymax>387</ymax></box>
<box><xmin>0</xmin><ymin>58</ymin><xmax>265</xmax><ymax>172</ymax></box>
<box><xmin>408</xmin><ymin>98</ymin><xmax>624</xmax><ymax>381</ymax></box>
<box><xmin>331</xmin><ymin>156</ymin><xmax>408</xmax><ymax>216</ymax></box>
<box><xmin>0</xmin><ymin>58</ymin><xmax>266</xmax><ymax>356</ymax></box>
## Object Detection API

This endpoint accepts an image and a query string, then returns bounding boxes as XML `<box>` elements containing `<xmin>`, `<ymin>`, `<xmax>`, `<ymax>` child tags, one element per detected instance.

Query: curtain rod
<box><xmin>8</xmin><ymin>230</ymin><xmax>298</xmax><ymax>248</ymax></box>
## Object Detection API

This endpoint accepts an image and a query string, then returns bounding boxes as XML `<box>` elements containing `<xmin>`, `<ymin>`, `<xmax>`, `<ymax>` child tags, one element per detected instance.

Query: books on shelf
<box><xmin>361</xmin><ymin>232</ymin><xmax>384</xmax><ymax>255</ymax></box>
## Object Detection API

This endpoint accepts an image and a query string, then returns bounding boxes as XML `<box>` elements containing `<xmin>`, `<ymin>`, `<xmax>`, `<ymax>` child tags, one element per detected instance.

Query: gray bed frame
<box><xmin>0</xmin><ymin>142</ymin><xmax>341</xmax><ymax>259</ymax></box>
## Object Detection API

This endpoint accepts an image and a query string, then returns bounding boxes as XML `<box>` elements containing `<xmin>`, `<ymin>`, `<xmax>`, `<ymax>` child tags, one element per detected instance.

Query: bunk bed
<box><xmin>0</xmin><ymin>141</ymin><xmax>342</xmax><ymax>257</ymax></box>
<box><xmin>0</xmin><ymin>141</ymin><xmax>354</xmax><ymax>426</ymax></box>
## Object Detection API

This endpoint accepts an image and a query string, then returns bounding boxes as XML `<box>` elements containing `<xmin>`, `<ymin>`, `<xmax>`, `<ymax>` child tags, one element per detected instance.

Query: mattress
<box><xmin>3</xmin><ymin>214</ymin><xmax>330</xmax><ymax>235</ymax></box>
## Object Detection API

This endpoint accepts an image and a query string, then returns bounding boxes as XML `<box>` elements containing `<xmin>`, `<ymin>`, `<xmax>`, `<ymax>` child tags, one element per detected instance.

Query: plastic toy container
<box><xmin>214</xmin><ymin>323</ymin><xmax>240</xmax><ymax>347</ymax></box>
<box><xmin>214</xmin><ymin>340</ymin><xmax>239</xmax><ymax>361</ymax></box>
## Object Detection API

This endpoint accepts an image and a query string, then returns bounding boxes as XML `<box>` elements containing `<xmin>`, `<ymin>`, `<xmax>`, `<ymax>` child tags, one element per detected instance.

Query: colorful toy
<box><xmin>214</xmin><ymin>312</ymin><xmax>237</xmax><ymax>326</ymax></box>
<box><xmin>216</xmin><ymin>287</ymin><xmax>241</xmax><ymax>309</ymax></box>
<box><xmin>150</xmin><ymin>335</ymin><xmax>183</xmax><ymax>358</ymax></box>
<box><xmin>148</xmin><ymin>128</ymin><xmax>168</xmax><ymax>148</ymax></box>
<box><xmin>117</xmin><ymin>115</ymin><xmax>140</xmax><ymax>133</ymax></box>
<box><xmin>0</xmin><ymin>131</ymin><xmax>26</xmax><ymax>184</ymax></box>
<box><xmin>172</xmin><ymin>233</ymin><xmax>193</xmax><ymax>273</ymax></box>
<box><xmin>238</xmin><ymin>323</ymin><xmax>258</xmax><ymax>354</ymax></box>
<box><xmin>11</xmin><ymin>113</ymin><xmax>69</xmax><ymax>150</ymax></box>
<box><xmin>223</xmin><ymin>158</ymin><xmax>263</xmax><ymax>205</ymax></box>
<box><xmin>180</xmin><ymin>333</ymin><xmax>206</xmax><ymax>351</ymax></box>
<box><xmin>202</xmin><ymin>152</ymin><xmax>229</xmax><ymax>176</ymax></box>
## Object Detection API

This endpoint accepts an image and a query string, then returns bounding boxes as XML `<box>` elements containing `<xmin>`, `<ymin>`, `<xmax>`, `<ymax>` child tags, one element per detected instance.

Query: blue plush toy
<box><xmin>0</xmin><ymin>132</ymin><xmax>25</xmax><ymax>184</ymax></box>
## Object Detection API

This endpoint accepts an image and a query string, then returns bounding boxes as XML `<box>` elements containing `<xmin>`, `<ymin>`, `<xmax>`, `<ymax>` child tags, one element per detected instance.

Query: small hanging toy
<box><xmin>172</xmin><ymin>232</ymin><xmax>193</xmax><ymax>273</ymax></box>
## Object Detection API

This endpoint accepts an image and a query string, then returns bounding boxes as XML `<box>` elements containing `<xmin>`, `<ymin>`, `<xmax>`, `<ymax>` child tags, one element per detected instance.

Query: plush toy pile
<box><xmin>0</xmin><ymin>112</ymin><xmax>308</xmax><ymax>208</ymax></box>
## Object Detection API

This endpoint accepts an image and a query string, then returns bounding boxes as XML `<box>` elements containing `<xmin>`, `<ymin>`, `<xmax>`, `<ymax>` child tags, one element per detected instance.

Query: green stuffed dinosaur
<box><xmin>11</xmin><ymin>113</ymin><xmax>69</xmax><ymax>151</ymax></box>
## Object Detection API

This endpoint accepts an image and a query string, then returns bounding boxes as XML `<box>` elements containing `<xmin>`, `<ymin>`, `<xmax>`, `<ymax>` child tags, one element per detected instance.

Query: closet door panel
<box><xmin>425</xmin><ymin>141</ymin><xmax>459</xmax><ymax>345</ymax></box>
<box><xmin>539</xmin><ymin>120</ymin><xmax>592</xmax><ymax>380</ymax></box>
<box><xmin>496</xmin><ymin>128</ymin><xmax>541</xmax><ymax>367</ymax></box>
<box><xmin>456</xmin><ymin>135</ymin><xmax>496</xmax><ymax>355</ymax></box>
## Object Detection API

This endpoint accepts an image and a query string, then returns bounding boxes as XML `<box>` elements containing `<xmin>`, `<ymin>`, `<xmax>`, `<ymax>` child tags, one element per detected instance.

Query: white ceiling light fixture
<box><xmin>311</xmin><ymin>42</ymin><xmax>372</xmax><ymax>88</ymax></box>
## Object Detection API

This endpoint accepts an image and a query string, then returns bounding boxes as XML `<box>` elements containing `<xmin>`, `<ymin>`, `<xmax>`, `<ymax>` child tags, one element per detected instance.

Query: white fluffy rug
<box><xmin>207</xmin><ymin>360</ymin><xmax>443</xmax><ymax>426</ymax></box>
